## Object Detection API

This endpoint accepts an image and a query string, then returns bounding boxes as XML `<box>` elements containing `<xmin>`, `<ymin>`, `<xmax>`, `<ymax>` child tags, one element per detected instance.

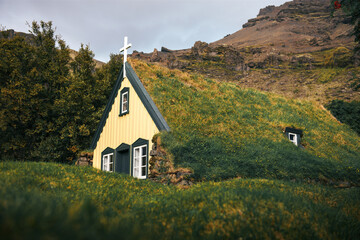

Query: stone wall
<box><xmin>76</xmin><ymin>152</ymin><xmax>93</xmax><ymax>166</ymax></box>
<box><xmin>149</xmin><ymin>135</ymin><xmax>194</xmax><ymax>187</ymax></box>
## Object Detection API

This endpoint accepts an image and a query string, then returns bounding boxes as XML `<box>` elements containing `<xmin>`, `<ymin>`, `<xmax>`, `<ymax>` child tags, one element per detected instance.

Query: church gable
<box><xmin>90</xmin><ymin>62</ymin><xmax>170</xmax><ymax>150</ymax></box>
<box><xmin>90</xmin><ymin>36</ymin><xmax>170</xmax><ymax>178</ymax></box>
<box><xmin>90</xmin><ymin>46</ymin><xmax>170</xmax><ymax>178</ymax></box>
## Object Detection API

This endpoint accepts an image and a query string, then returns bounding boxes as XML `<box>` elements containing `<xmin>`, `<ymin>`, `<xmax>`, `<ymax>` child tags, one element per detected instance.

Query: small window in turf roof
<box><xmin>285</xmin><ymin>127</ymin><xmax>303</xmax><ymax>147</ymax></box>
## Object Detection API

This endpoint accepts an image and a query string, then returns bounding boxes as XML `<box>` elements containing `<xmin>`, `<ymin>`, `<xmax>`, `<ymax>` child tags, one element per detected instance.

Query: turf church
<box><xmin>90</xmin><ymin>37</ymin><xmax>170</xmax><ymax>179</ymax></box>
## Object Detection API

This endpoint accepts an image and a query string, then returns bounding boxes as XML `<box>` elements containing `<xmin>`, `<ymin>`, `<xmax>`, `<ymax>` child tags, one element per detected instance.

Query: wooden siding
<box><xmin>93</xmin><ymin>76</ymin><xmax>160</xmax><ymax>171</ymax></box>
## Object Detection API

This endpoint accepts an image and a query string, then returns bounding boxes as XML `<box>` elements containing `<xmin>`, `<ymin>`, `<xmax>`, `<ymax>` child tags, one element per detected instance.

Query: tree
<box><xmin>26</xmin><ymin>21</ymin><xmax>72</xmax><ymax>162</ymax></box>
<box><xmin>0</xmin><ymin>21</ymin><xmax>72</xmax><ymax>161</ymax></box>
<box><xmin>53</xmin><ymin>44</ymin><xmax>99</xmax><ymax>158</ymax></box>
<box><xmin>0</xmin><ymin>34</ymin><xmax>37</xmax><ymax>159</ymax></box>
<box><xmin>1</xmin><ymin>21</ymin><xmax>124</xmax><ymax>162</ymax></box>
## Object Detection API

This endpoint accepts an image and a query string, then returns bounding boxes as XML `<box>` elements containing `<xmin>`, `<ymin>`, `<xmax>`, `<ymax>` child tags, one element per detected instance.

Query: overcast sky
<box><xmin>0</xmin><ymin>0</ymin><xmax>289</xmax><ymax>62</ymax></box>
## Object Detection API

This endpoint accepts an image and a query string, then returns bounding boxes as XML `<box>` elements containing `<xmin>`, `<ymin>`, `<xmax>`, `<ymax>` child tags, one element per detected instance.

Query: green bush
<box><xmin>326</xmin><ymin>100</ymin><xmax>360</xmax><ymax>135</ymax></box>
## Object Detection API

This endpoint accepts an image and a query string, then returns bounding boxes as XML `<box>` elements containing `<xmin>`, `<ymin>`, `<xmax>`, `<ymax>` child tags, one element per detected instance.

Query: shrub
<box><xmin>326</xmin><ymin>100</ymin><xmax>360</xmax><ymax>135</ymax></box>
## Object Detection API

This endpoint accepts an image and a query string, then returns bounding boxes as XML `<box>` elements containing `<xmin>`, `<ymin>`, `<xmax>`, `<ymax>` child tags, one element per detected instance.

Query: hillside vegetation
<box><xmin>1</xmin><ymin>161</ymin><xmax>359</xmax><ymax>239</ymax></box>
<box><xmin>130</xmin><ymin>59</ymin><xmax>360</xmax><ymax>184</ymax></box>
<box><xmin>133</xmin><ymin>43</ymin><xmax>360</xmax><ymax>104</ymax></box>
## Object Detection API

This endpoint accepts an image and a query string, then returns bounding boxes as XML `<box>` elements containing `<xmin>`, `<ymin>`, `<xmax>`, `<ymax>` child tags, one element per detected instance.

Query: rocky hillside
<box><xmin>131</xmin><ymin>0</ymin><xmax>360</xmax><ymax>104</ymax></box>
<box><xmin>214</xmin><ymin>0</ymin><xmax>354</xmax><ymax>53</ymax></box>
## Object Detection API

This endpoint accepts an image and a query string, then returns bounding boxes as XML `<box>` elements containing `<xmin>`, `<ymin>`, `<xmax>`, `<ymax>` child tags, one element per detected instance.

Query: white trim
<box><xmin>103</xmin><ymin>153</ymin><xmax>114</xmax><ymax>172</ymax></box>
<box><xmin>133</xmin><ymin>144</ymin><xmax>147</xmax><ymax>179</ymax></box>
<box><xmin>289</xmin><ymin>133</ymin><xmax>298</xmax><ymax>146</ymax></box>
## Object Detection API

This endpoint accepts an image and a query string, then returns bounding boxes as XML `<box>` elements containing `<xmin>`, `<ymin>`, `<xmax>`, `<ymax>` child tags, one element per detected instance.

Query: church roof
<box><xmin>90</xmin><ymin>62</ymin><xmax>170</xmax><ymax>149</ymax></box>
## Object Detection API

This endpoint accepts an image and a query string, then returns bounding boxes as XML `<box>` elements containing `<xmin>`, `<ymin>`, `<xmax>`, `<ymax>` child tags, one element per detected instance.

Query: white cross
<box><xmin>120</xmin><ymin>36</ymin><xmax>132</xmax><ymax>78</ymax></box>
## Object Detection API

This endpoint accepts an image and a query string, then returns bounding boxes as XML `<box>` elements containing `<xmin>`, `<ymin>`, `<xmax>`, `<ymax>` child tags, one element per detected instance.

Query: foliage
<box><xmin>326</xmin><ymin>100</ymin><xmax>360</xmax><ymax>135</ymax></box>
<box><xmin>0</xmin><ymin>22</ymin><xmax>108</xmax><ymax>162</ymax></box>
<box><xmin>0</xmin><ymin>32</ymin><xmax>37</xmax><ymax>158</ymax></box>
<box><xmin>131</xmin><ymin>59</ymin><xmax>360</xmax><ymax>183</ymax></box>
<box><xmin>0</xmin><ymin>161</ymin><xmax>359</xmax><ymax>240</ymax></box>
<box><xmin>0</xmin><ymin>21</ymin><xmax>71</xmax><ymax>161</ymax></box>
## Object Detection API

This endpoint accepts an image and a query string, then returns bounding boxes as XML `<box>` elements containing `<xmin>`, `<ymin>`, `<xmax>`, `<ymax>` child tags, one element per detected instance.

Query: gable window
<box><xmin>120</xmin><ymin>87</ymin><xmax>129</xmax><ymax>116</ymax></box>
<box><xmin>122</xmin><ymin>92</ymin><xmax>128</xmax><ymax>113</ymax></box>
<box><xmin>103</xmin><ymin>153</ymin><xmax>114</xmax><ymax>172</ymax></box>
<box><xmin>133</xmin><ymin>145</ymin><xmax>147</xmax><ymax>179</ymax></box>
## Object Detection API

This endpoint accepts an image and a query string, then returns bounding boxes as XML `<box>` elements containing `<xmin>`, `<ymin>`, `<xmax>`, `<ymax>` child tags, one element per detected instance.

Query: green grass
<box><xmin>132</xmin><ymin>59</ymin><xmax>360</xmax><ymax>183</ymax></box>
<box><xmin>311</xmin><ymin>47</ymin><xmax>353</xmax><ymax>68</ymax></box>
<box><xmin>1</xmin><ymin>161</ymin><xmax>359</xmax><ymax>239</ymax></box>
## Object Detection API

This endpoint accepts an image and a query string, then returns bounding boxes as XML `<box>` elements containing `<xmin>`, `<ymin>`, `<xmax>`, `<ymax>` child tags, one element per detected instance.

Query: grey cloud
<box><xmin>0</xmin><ymin>0</ymin><xmax>289</xmax><ymax>62</ymax></box>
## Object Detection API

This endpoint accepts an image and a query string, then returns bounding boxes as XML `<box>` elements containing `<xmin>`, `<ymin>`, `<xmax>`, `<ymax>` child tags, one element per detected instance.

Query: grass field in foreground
<box><xmin>1</xmin><ymin>161</ymin><xmax>359</xmax><ymax>240</ymax></box>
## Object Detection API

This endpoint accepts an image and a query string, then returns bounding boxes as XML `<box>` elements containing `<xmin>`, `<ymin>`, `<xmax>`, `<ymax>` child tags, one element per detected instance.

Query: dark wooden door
<box><xmin>116</xmin><ymin>149</ymin><xmax>130</xmax><ymax>175</ymax></box>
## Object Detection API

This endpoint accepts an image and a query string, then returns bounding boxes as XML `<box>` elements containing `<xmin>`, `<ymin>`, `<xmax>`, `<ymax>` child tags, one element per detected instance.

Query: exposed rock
<box><xmin>0</xmin><ymin>29</ymin><xmax>35</xmax><ymax>44</ymax></box>
<box><xmin>168</xmin><ymin>59</ymin><xmax>190</xmax><ymax>69</ymax></box>
<box><xmin>224</xmin><ymin>48</ymin><xmax>243</xmax><ymax>65</ymax></box>
<box><xmin>291</xmin><ymin>54</ymin><xmax>313</xmax><ymax>68</ymax></box>
<box><xmin>243</xmin><ymin>16</ymin><xmax>270</xmax><ymax>28</ymax></box>
<box><xmin>258</xmin><ymin>5</ymin><xmax>276</xmax><ymax>17</ymax></box>
<box><xmin>242</xmin><ymin>22</ymin><xmax>256</xmax><ymax>29</ymax></box>
<box><xmin>76</xmin><ymin>152</ymin><xmax>93</xmax><ymax>166</ymax></box>
<box><xmin>191</xmin><ymin>41</ymin><xmax>210</xmax><ymax>58</ymax></box>
<box><xmin>264</xmin><ymin>52</ymin><xmax>286</xmax><ymax>66</ymax></box>
<box><xmin>150</xmin><ymin>48</ymin><xmax>162</xmax><ymax>62</ymax></box>
<box><xmin>161</xmin><ymin>47</ymin><xmax>172</xmax><ymax>53</ymax></box>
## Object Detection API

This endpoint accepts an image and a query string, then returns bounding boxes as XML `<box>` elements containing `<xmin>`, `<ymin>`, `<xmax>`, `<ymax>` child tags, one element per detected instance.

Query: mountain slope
<box><xmin>131</xmin><ymin>0</ymin><xmax>359</xmax><ymax>104</ymax></box>
<box><xmin>213</xmin><ymin>0</ymin><xmax>354</xmax><ymax>53</ymax></box>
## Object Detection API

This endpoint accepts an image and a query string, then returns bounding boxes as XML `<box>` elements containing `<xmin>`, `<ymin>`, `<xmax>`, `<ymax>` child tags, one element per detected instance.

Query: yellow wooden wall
<box><xmin>93</xmin><ymin>76</ymin><xmax>160</xmax><ymax>171</ymax></box>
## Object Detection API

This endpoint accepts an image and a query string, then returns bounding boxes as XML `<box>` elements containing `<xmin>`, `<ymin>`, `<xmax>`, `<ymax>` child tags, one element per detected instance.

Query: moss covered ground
<box><xmin>1</xmin><ymin>161</ymin><xmax>359</xmax><ymax>240</ymax></box>
<box><xmin>131</xmin><ymin>59</ymin><xmax>360</xmax><ymax>183</ymax></box>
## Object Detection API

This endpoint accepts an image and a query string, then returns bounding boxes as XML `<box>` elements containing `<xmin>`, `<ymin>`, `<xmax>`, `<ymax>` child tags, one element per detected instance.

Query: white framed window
<box><xmin>103</xmin><ymin>153</ymin><xmax>114</xmax><ymax>172</ymax></box>
<box><xmin>133</xmin><ymin>145</ymin><xmax>147</xmax><ymax>179</ymax></box>
<box><xmin>121</xmin><ymin>91</ymin><xmax>128</xmax><ymax>114</ymax></box>
<box><xmin>289</xmin><ymin>133</ymin><xmax>298</xmax><ymax>146</ymax></box>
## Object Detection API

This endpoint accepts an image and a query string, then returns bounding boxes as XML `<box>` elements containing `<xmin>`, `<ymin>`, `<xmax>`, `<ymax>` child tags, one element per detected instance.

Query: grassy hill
<box><xmin>1</xmin><ymin>161</ymin><xmax>359</xmax><ymax>239</ymax></box>
<box><xmin>1</xmin><ymin>58</ymin><xmax>359</xmax><ymax>239</ymax></box>
<box><xmin>130</xmin><ymin>58</ymin><xmax>360</xmax><ymax>184</ymax></box>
